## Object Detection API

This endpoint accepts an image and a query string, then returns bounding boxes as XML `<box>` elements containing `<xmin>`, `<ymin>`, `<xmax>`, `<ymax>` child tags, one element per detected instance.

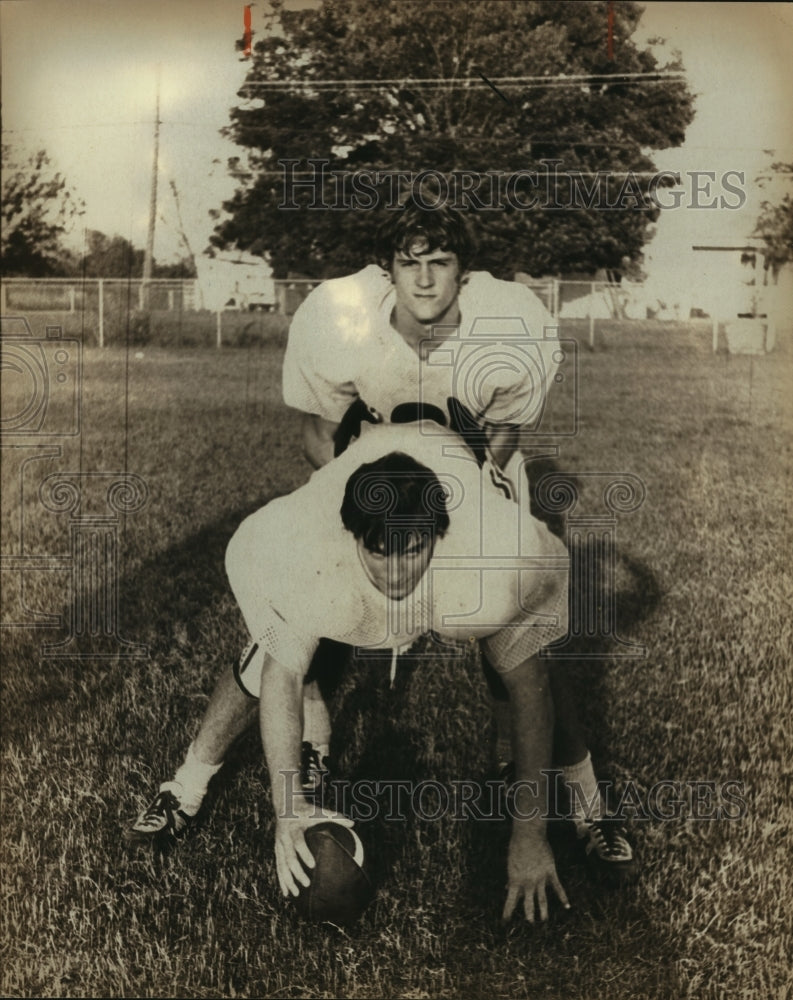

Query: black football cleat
<box><xmin>125</xmin><ymin>784</ymin><xmax>194</xmax><ymax>846</ymax></box>
<box><xmin>577</xmin><ymin>816</ymin><xmax>638</xmax><ymax>882</ymax></box>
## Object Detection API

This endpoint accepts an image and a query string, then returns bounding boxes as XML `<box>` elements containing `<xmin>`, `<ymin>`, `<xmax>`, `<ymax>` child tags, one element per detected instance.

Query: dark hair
<box><xmin>374</xmin><ymin>203</ymin><xmax>478</xmax><ymax>274</ymax></box>
<box><xmin>340</xmin><ymin>451</ymin><xmax>450</xmax><ymax>555</ymax></box>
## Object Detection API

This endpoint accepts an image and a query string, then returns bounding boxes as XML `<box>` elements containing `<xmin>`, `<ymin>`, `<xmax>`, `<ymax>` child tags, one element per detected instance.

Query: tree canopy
<box><xmin>1</xmin><ymin>145</ymin><xmax>194</xmax><ymax>279</ymax></box>
<box><xmin>754</xmin><ymin>163</ymin><xmax>793</xmax><ymax>273</ymax></box>
<box><xmin>80</xmin><ymin>230</ymin><xmax>145</xmax><ymax>278</ymax></box>
<box><xmin>1</xmin><ymin>144</ymin><xmax>84</xmax><ymax>276</ymax></box>
<box><xmin>69</xmin><ymin>231</ymin><xmax>196</xmax><ymax>279</ymax></box>
<box><xmin>211</xmin><ymin>0</ymin><xmax>694</xmax><ymax>279</ymax></box>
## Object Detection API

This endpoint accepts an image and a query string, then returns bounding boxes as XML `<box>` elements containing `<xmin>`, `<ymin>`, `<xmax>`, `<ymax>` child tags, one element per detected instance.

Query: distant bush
<box><xmin>128</xmin><ymin>312</ymin><xmax>152</xmax><ymax>346</ymax></box>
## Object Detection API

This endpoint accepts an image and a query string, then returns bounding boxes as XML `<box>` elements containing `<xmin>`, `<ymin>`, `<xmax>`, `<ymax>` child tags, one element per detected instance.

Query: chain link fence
<box><xmin>1</xmin><ymin>274</ymin><xmax>784</xmax><ymax>353</ymax></box>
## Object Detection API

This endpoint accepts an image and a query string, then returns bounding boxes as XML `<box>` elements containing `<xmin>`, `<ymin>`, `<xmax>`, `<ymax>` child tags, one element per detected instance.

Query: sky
<box><xmin>2</xmin><ymin>0</ymin><xmax>792</xmax><ymax>290</ymax></box>
<box><xmin>633</xmin><ymin>2</ymin><xmax>793</xmax><ymax>290</ymax></box>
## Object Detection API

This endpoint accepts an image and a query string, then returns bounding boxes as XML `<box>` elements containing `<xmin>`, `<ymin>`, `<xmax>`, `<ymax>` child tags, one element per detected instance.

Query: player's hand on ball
<box><xmin>274</xmin><ymin>803</ymin><xmax>354</xmax><ymax>898</ymax></box>
<box><xmin>502</xmin><ymin>828</ymin><xmax>570</xmax><ymax>923</ymax></box>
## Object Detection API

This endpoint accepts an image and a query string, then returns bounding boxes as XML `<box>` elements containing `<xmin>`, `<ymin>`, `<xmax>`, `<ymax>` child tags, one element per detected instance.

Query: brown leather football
<box><xmin>294</xmin><ymin>822</ymin><xmax>375</xmax><ymax>925</ymax></box>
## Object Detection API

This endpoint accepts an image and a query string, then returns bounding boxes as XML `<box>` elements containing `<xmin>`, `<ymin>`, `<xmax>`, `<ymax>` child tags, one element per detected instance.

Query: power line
<box><xmin>225</xmin><ymin>169</ymin><xmax>693</xmax><ymax>179</ymax></box>
<box><xmin>243</xmin><ymin>79</ymin><xmax>682</xmax><ymax>92</ymax></box>
<box><xmin>1</xmin><ymin>122</ymin><xmax>156</xmax><ymax>132</ymax></box>
<box><xmin>240</xmin><ymin>71</ymin><xmax>687</xmax><ymax>90</ymax></box>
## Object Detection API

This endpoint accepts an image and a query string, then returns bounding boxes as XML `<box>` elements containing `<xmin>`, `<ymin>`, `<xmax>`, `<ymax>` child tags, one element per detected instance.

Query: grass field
<box><xmin>1</xmin><ymin>322</ymin><xmax>791</xmax><ymax>999</ymax></box>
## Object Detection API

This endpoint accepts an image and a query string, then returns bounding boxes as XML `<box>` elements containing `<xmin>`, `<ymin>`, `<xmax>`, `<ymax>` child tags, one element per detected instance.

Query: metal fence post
<box><xmin>98</xmin><ymin>278</ymin><xmax>104</xmax><ymax>348</ymax></box>
<box><xmin>589</xmin><ymin>281</ymin><xmax>595</xmax><ymax>349</ymax></box>
<box><xmin>216</xmin><ymin>310</ymin><xmax>222</xmax><ymax>348</ymax></box>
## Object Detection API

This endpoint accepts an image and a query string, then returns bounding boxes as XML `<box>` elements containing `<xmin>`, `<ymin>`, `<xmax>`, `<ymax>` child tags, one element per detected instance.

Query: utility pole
<box><xmin>170</xmin><ymin>179</ymin><xmax>201</xmax><ymax>308</ymax></box>
<box><xmin>141</xmin><ymin>66</ymin><xmax>161</xmax><ymax>308</ymax></box>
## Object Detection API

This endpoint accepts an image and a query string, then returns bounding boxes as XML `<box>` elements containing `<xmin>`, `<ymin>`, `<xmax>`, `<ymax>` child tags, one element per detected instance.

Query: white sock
<box><xmin>562</xmin><ymin>752</ymin><xmax>605</xmax><ymax>827</ymax></box>
<box><xmin>302</xmin><ymin>682</ymin><xmax>331</xmax><ymax>750</ymax></box>
<box><xmin>168</xmin><ymin>742</ymin><xmax>223</xmax><ymax>816</ymax></box>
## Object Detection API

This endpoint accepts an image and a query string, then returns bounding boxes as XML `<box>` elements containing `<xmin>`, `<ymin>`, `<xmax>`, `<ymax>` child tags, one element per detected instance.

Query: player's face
<box><xmin>391</xmin><ymin>248</ymin><xmax>462</xmax><ymax>326</ymax></box>
<box><xmin>358</xmin><ymin>531</ymin><xmax>435</xmax><ymax>600</ymax></box>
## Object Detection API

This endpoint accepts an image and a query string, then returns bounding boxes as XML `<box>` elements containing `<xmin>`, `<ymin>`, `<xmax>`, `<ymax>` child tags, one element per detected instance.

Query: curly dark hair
<box><xmin>374</xmin><ymin>202</ymin><xmax>478</xmax><ymax>273</ymax></box>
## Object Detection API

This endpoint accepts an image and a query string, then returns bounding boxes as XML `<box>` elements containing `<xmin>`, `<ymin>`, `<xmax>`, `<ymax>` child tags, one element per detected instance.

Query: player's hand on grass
<box><xmin>502</xmin><ymin>827</ymin><xmax>570</xmax><ymax>923</ymax></box>
<box><xmin>274</xmin><ymin>803</ymin><xmax>354</xmax><ymax>898</ymax></box>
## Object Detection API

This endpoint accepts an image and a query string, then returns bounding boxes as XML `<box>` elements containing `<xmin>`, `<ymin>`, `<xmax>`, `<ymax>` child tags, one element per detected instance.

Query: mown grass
<box><xmin>1</xmin><ymin>323</ymin><xmax>791</xmax><ymax>999</ymax></box>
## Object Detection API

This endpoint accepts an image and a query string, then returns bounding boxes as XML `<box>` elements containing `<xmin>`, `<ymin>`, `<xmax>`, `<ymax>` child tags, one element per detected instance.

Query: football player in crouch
<box><xmin>230</xmin><ymin>420</ymin><xmax>570</xmax><ymax>921</ymax></box>
<box><xmin>128</xmin><ymin>202</ymin><xmax>634</xmax><ymax>883</ymax></box>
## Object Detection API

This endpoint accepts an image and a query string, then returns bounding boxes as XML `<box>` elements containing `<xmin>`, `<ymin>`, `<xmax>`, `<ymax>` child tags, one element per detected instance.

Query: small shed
<box><xmin>691</xmin><ymin>242</ymin><xmax>790</xmax><ymax>354</ymax></box>
<box><xmin>691</xmin><ymin>242</ymin><xmax>771</xmax><ymax>318</ymax></box>
<box><xmin>195</xmin><ymin>252</ymin><xmax>275</xmax><ymax>312</ymax></box>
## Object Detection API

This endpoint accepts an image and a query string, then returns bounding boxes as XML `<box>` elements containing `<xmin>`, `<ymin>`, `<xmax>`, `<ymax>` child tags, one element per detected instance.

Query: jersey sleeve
<box><xmin>247</xmin><ymin>605</ymin><xmax>320</xmax><ymax>677</ymax></box>
<box><xmin>225</xmin><ymin>504</ymin><xmax>322</xmax><ymax>678</ymax></box>
<box><xmin>282</xmin><ymin>281</ymin><xmax>360</xmax><ymax>423</ymax></box>
<box><xmin>463</xmin><ymin>278</ymin><xmax>561</xmax><ymax>429</ymax></box>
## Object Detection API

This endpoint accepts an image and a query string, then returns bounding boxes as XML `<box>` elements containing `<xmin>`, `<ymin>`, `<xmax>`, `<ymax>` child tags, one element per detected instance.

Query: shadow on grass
<box><xmin>456</xmin><ymin>524</ymin><xmax>663</xmax><ymax>943</ymax></box>
<box><xmin>1</xmin><ymin>500</ymin><xmax>265</xmax><ymax>746</ymax></box>
<box><xmin>20</xmin><ymin>457</ymin><xmax>662</xmax><ymax>895</ymax></box>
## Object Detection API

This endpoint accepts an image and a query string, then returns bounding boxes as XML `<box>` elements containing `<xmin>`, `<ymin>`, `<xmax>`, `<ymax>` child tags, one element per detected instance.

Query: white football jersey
<box><xmin>282</xmin><ymin>265</ymin><xmax>559</xmax><ymax>428</ymax></box>
<box><xmin>226</xmin><ymin>423</ymin><xmax>568</xmax><ymax>687</ymax></box>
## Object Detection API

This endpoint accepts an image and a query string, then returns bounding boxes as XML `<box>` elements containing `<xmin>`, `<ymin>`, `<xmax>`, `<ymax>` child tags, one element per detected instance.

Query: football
<box><xmin>294</xmin><ymin>822</ymin><xmax>375</xmax><ymax>925</ymax></box>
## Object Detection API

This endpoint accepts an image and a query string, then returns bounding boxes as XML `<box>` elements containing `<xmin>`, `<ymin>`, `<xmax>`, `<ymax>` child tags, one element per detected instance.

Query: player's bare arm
<box><xmin>302</xmin><ymin>412</ymin><xmax>340</xmax><ymax>470</ymax></box>
<box><xmin>258</xmin><ymin>652</ymin><xmax>352</xmax><ymax>896</ymax></box>
<box><xmin>500</xmin><ymin>655</ymin><xmax>570</xmax><ymax>923</ymax></box>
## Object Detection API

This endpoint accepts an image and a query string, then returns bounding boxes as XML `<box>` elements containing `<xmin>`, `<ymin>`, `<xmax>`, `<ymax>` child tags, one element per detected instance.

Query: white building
<box><xmin>194</xmin><ymin>252</ymin><xmax>275</xmax><ymax>312</ymax></box>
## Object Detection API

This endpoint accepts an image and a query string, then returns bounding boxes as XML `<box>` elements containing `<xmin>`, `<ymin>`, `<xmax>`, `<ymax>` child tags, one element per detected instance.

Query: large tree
<box><xmin>1</xmin><ymin>144</ymin><xmax>84</xmax><ymax>276</ymax></box>
<box><xmin>212</xmin><ymin>0</ymin><xmax>694</xmax><ymax>279</ymax></box>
